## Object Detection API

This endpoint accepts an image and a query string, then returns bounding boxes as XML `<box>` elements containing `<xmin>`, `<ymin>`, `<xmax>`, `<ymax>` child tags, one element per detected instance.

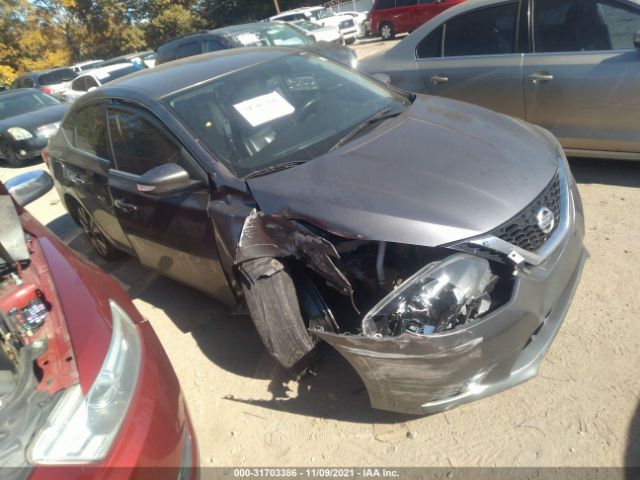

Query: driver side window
<box><xmin>107</xmin><ymin>108</ymin><xmax>184</xmax><ymax>176</ymax></box>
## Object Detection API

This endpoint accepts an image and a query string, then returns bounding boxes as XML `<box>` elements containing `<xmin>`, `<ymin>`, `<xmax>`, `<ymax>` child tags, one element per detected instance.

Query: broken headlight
<box><xmin>363</xmin><ymin>253</ymin><xmax>496</xmax><ymax>336</ymax></box>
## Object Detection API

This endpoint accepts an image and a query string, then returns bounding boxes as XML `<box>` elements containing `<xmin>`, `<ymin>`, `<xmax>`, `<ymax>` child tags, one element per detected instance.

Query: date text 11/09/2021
<box><xmin>233</xmin><ymin>468</ymin><xmax>400</xmax><ymax>478</ymax></box>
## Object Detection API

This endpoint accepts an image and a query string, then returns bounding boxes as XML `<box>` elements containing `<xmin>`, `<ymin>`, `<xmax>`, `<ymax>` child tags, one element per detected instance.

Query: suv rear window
<box><xmin>375</xmin><ymin>0</ymin><xmax>396</xmax><ymax>10</ymax></box>
<box><xmin>38</xmin><ymin>68</ymin><xmax>77</xmax><ymax>86</ymax></box>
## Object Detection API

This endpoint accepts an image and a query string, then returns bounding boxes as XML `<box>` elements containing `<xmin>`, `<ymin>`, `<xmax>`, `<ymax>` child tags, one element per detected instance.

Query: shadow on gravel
<box><xmin>627</xmin><ymin>400</ymin><xmax>640</xmax><ymax>478</ymax></box>
<box><xmin>569</xmin><ymin>158</ymin><xmax>640</xmax><ymax>188</ymax></box>
<box><xmin>47</xmin><ymin>215</ymin><xmax>411</xmax><ymax>424</ymax></box>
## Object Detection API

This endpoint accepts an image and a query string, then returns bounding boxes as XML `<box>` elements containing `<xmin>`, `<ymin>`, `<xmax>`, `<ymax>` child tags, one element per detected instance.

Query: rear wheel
<box><xmin>76</xmin><ymin>204</ymin><xmax>122</xmax><ymax>260</ymax></box>
<box><xmin>380</xmin><ymin>22</ymin><xmax>395</xmax><ymax>41</ymax></box>
<box><xmin>241</xmin><ymin>258</ymin><xmax>331</xmax><ymax>370</ymax></box>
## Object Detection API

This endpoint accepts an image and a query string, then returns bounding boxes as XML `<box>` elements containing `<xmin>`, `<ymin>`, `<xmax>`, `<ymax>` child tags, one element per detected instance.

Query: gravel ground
<box><xmin>1</xmin><ymin>38</ymin><xmax>639</xmax><ymax>470</ymax></box>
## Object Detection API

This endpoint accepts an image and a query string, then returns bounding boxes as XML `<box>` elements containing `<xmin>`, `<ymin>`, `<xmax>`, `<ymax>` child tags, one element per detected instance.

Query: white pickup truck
<box><xmin>269</xmin><ymin>6</ymin><xmax>358</xmax><ymax>44</ymax></box>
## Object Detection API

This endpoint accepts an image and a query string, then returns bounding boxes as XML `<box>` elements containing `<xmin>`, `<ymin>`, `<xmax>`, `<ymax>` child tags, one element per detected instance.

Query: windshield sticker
<box><xmin>235</xmin><ymin>33</ymin><xmax>261</xmax><ymax>45</ymax></box>
<box><xmin>233</xmin><ymin>91</ymin><xmax>295</xmax><ymax>127</ymax></box>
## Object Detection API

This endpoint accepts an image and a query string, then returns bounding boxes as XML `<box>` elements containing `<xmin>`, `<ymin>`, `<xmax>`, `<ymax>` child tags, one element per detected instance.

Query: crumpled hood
<box><xmin>0</xmin><ymin>103</ymin><xmax>69</xmax><ymax>133</ymax></box>
<box><xmin>247</xmin><ymin>95</ymin><xmax>560</xmax><ymax>247</ymax></box>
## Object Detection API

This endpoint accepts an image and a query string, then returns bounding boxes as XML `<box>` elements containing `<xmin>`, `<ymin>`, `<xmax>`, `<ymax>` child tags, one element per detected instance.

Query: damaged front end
<box><xmin>234</xmin><ymin>171</ymin><xmax>586</xmax><ymax>415</ymax></box>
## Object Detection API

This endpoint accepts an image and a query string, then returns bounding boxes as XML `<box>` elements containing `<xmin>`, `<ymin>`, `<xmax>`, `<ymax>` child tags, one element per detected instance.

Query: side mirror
<box><xmin>5</xmin><ymin>170</ymin><xmax>54</xmax><ymax>207</ymax></box>
<box><xmin>372</xmin><ymin>73</ymin><xmax>392</xmax><ymax>85</ymax></box>
<box><xmin>136</xmin><ymin>163</ymin><xmax>192</xmax><ymax>195</ymax></box>
<box><xmin>635</xmin><ymin>30</ymin><xmax>640</xmax><ymax>48</ymax></box>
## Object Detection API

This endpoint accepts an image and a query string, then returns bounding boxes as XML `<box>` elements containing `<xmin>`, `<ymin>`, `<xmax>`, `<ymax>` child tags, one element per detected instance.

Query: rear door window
<box><xmin>203</xmin><ymin>38</ymin><xmax>226</xmax><ymax>53</ymax></box>
<box><xmin>416</xmin><ymin>25</ymin><xmax>443</xmax><ymax>58</ymax></box>
<box><xmin>534</xmin><ymin>0</ymin><xmax>640</xmax><ymax>52</ymax></box>
<box><xmin>375</xmin><ymin>0</ymin><xmax>396</xmax><ymax>9</ymax></box>
<box><xmin>71</xmin><ymin>77</ymin><xmax>88</xmax><ymax>91</ymax></box>
<box><xmin>175</xmin><ymin>41</ymin><xmax>202</xmax><ymax>59</ymax></box>
<box><xmin>74</xmin><ymin>104</ymin><xmax>112</xmax><ymax>161</ymax></box>
<box><xmin>443</xmin><ymin>3</ymin><xmax>519</xmax><ymax>57</ymax></box>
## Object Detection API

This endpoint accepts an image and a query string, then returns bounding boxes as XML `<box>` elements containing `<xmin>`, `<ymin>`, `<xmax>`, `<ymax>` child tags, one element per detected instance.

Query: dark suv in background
<box><xmin>156</xmin><ymin>22</ymin><xmax>358</xmax><ymax>68</ymax></box>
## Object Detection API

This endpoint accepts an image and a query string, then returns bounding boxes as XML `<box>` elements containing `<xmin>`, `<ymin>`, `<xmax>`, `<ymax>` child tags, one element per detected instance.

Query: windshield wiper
<box><xmin>329</xmin><ymin>107</ymin><xmax>402</xmax><ymax>152</ymax></box>
<box><xmin>243</xmin><ymin>160</ymin><xmax>307</xmax><ymax>180</ymax></box>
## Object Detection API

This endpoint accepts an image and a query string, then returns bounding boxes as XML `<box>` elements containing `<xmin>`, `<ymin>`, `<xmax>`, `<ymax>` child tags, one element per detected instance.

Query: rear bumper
<box><xmin>317</xmin><ymin>185</ymin><xmax>586</xmax><ymax>415</ymax></box>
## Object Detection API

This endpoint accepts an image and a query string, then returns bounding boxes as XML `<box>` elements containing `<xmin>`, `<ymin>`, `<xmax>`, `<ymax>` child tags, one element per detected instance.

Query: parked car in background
<box><xmin>156</xmin><ymin>22</ymin><xmax>358</xmax><ymax>68</ymax></box>
<box><xmin>11</xmin><ymin>68</ymin><xmax>77</xmax><ymax>100</ymax></box>
<box><xmin>370</xmin><ymin>0</ymin><xmax>464</xmax><ymax>40</ymax></box>
<box><xmin>269</xmin><ymin>7</ymin><xmax>359</xmax><ymax>44</ymax></box>
<box><xmin>46</xmin><ymin>47</ymin><xmax>585</xmax><ymax>415</ymax></box>
<box><xmin>339</xmin><ymin>10</ymin><xmax>370</xmax><ymax>37</ymax></box>
<box><xmin>70</xmin><ymin>60</ymin><xmax>103</xmax><ymax>73</ymax></box>
<box><xmin>361</xmin><ymin>0</ymin><xmax>640</xmax><ymax>160</ymax></box>
<box><xmin>62</xmin><ymin>63</ymin><xmax>141</xmax><ymax>103</ymax></box>
<box><xmin>94</xmin><ymin>51</ymin><xmax>155</xmax><ymax>69</ymax></box>
<box><xmin>0</xmin><ymin>89</ymin><xmax>68</xmax><ymax>167</ymax></box>
<box><xmin>290</xmin><ymin>19</ymin><xmax>344</xmax><ymax>45</ymax></box>
<box><xmin>1</xmin><ymin>171</ymin><xmax>198</xmax><ymax>476</ymax></box>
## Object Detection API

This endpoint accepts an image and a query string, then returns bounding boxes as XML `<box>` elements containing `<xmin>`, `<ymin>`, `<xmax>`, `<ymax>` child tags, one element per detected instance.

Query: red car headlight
<box><xmin>28</xmin><ymin>300</ymin><xmax>141</xmax><ymax>464</ymax></box>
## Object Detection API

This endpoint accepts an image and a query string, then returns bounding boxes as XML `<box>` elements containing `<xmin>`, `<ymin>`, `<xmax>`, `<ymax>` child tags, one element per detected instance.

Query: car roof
<box><xmin>97</xmin><ymin>47</ymin><xmax>294</xmax><ymax>100</ymax></box>
<box><xmin>0</xmin><ymin>88</ymin><xmax>41</xmax><ymax>98</ymax></box>
<box><xmin>78</xmin><ymin>63</ymin><xmax>134</xmax><ymax>78</ymax></box>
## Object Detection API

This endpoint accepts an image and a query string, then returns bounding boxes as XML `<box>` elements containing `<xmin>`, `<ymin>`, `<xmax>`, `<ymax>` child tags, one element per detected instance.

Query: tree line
<box><xmin>0</xmin><ymin>0</ymin><xmax>321</xmax><ymax>84</ymax></box>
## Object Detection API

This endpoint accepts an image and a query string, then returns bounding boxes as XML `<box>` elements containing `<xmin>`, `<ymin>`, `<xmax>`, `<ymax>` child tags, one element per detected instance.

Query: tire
<box><xmin>345</xmin><ymin>37</ymin><xmax>356</xmax><ymax>45</ymax></box>
<box><xmin>242</xmin><ymin>258</ymin><xmax>319</xmax><ymax>370</ymax></box>
<box><xmin>75</xmin><ymin>204</ymin><xmax>122</xmax><ymax>260</ymax></box>
<box><xmin>380</xmin><ymin>22</ymin><xmax>395</xmax><ymax>41</ymax></box>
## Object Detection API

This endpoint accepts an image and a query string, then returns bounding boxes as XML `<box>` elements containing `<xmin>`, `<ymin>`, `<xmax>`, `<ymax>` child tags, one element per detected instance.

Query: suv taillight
<box><xmin>40</xmin><ymin>87</ymin><xmax>53</xmax><ymax>95</ymax></box>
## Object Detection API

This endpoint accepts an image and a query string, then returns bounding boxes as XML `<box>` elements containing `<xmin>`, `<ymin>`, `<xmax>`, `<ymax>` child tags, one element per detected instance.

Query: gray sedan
<box><xmin>360</xmin><ymin>0</ymin><xmax>640</xmax><ymax>161</ymax></box>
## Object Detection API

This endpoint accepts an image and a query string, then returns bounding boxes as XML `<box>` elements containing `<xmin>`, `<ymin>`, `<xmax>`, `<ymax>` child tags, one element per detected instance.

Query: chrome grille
<box><xmin>491</xmin><ymin>172</ymin><xmax>561</xmax><ymax>252</ymax></box>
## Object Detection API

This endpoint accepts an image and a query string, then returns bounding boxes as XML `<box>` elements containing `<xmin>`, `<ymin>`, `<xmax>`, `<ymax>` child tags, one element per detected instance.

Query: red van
<box><xmin>370</xmin><ymin>0</ymin><xmax>465</xmax><ymax>40</ymax></box>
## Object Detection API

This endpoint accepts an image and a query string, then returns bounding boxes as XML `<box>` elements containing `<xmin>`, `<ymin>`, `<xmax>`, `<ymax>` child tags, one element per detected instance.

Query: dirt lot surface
<box><xmin>2</xmin><ymin>39</ymin><xmax>639</xmax><ymax>470</ymax></box>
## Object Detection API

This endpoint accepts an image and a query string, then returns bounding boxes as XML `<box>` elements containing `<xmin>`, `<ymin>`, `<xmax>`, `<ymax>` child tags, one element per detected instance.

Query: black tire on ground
<box><xmin>345</xmin><ymin>37</ymin><xmax>356</xmax><ymax>45</ymax></box>
<box><xmin>242</xmin><ymin>258</ymin><xmax>318</xmax><ymax>370</ymax></box>
<box><xmin>380</xmin><ymin>22</ymin><xmax>396</xmax><ymax>41</ymax></box>
<box><xmin>75</xmin><ymin>203</ymin><xmax>123</xmax><ymax>260</ymax></box>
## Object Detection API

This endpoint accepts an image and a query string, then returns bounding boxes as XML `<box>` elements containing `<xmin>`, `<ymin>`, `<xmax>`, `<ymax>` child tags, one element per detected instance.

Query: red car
<box><xmin>0</xmin><ymin>171</ymin><xmax>197</xmax><ymax>479</ymax></box>
<box><xmin>370</xmin><ymin>0</ymin><xmax>465</xmax><ymax>40</ymax></box>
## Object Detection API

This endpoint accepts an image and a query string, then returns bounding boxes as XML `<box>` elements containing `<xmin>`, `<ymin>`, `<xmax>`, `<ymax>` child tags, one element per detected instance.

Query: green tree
<box><xmin>145</xmin><ymin>4</ymin><xmax>204</xmax><ymax>49</ymax></box>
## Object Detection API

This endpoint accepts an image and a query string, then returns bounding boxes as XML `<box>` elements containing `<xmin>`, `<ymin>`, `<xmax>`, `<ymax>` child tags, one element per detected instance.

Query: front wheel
<box><xmin>241</xmin><ymin>258</ymin><xmax>323</xmax><ymax>370</ymax></box>
<box><xmin>380</xmin><ymin>22</ymin><xmax>395</xmax><ymax>41</ymax></box>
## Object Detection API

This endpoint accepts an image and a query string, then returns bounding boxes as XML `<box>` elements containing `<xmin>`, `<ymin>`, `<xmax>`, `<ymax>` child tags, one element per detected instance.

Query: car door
<box><xmin>51</xmin><ymin>102</ymin><xmax>133</xmax><ymax>251</ymax></box>
<box><xmin>524</xmin><ymin>0</ymin><xmax>640</xmax><ymax>155</ymax></box>
<box><xmin>416</xmin><ymin>1</ymin><xmax>525</xmax><ymax>119</ymax></box>
<box><xmin>394</xmin><ymin>0</ymin><xmax>418</xmax><ymax>32</ymax></box>
<box><xmin>105</xmin><ymin>103</ymin><xmax>235</xmax><ymax>304</ymax></box>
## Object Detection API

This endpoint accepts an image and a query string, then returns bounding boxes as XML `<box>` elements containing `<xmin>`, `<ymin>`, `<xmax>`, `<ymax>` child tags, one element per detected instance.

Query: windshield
<box><xmin>293</xmin><ymin>20</ymin><xmax>321</xmax><ymax>31</ymax></box>
<box><xmin>167</xmin><ymin>53</ymin><xmax>409</xmax><ymax>178</ymax></box>
<box><xmin>313</xmin><ymin>8</ymin><xmax>334</xmax><ymax>19</ymax></box>
<box><xmin>38</xmin><ymin>68</ymin><xmax>77</xmax><ymax>86</ymax></box>
<box><xmin>0</xmin><ymin>91</ymin><xmax>60</xmax><ymax>120</ymax></box>
<box><xmin>98</xmin><ymin>65</ymin><xmax>140</xmax><ymax>84</ymax></box>
<box><xmin>225</xmin><ymin>23</ymin><xmax>312</xmax><ymax>48</ymax></box>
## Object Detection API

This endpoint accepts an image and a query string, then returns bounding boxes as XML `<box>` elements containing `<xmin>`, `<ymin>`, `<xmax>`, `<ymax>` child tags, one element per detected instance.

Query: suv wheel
<box><xmin>380</xmin><ymin>22</ymin><xmax>395</xmax><ymax>41</ymax></box>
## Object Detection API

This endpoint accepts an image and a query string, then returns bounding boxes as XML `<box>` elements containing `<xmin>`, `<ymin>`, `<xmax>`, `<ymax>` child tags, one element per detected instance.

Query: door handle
<box><xmin>529</xmin><ymin>72</ymin><xmax>554</xmax><ymax>84</ymax></box>
<box><xmin>114</xmin><ymin>198</ymin><xmax>138</xmax><ymax>213</ymax></box>
<box><xmin>428</xmin><ymin>74</ymin><xmax>449</xmax><ymax>86</ymax></box>
<box><xmin>69</xmin><ymin>174</ymin><xmax>86</xmax><ymax>185</ymax></box>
